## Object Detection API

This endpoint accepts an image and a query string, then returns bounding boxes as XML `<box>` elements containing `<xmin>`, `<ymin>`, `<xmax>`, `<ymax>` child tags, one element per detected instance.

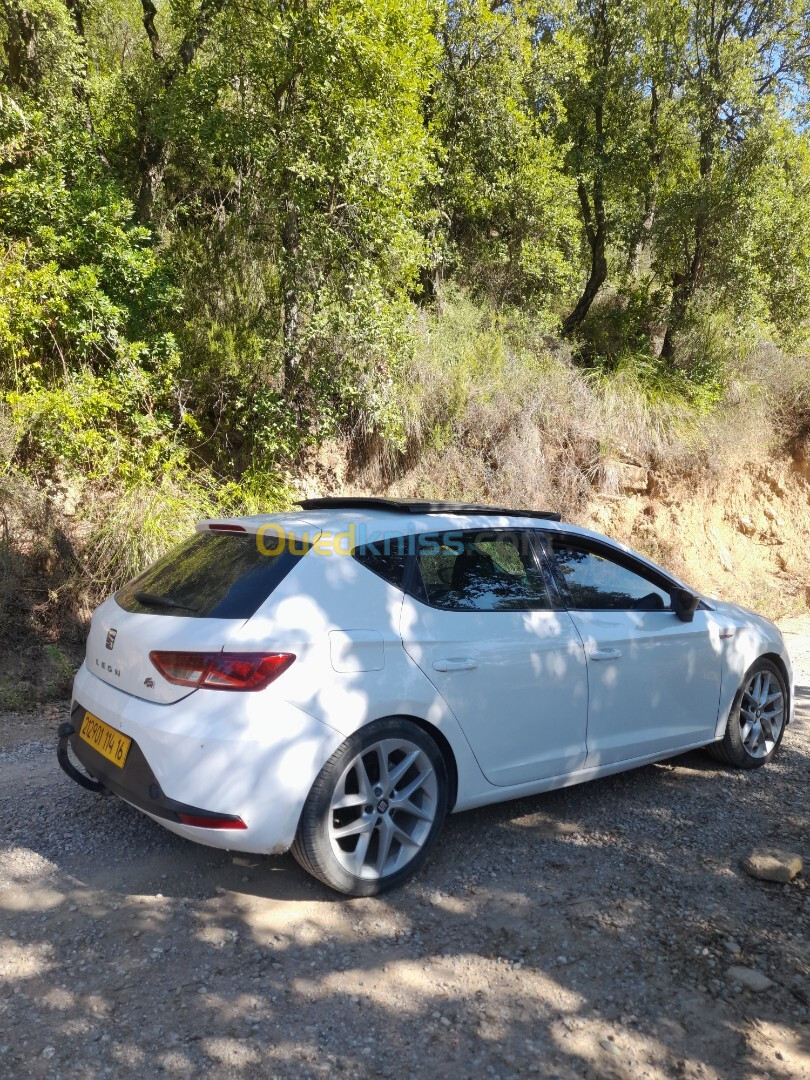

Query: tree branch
<box><xmin>139</xmin><ymin>0</ymin><xmax>162</xmax><ymax>65</ymax></box>
<box><xmin>177</xmin><ymin>0</ymin><xmax>227</xmax><ymax>75</ymax></box>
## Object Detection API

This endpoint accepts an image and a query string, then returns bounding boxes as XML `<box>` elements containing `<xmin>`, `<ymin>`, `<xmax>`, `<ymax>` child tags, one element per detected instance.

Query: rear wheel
<box><xmin>292</xmin><ymin>717</ymin><xmax>449</xmax><ymax>896</ymax></box>
<box><xmin>707</xmin><ymin>659</ymin><xmax>787</xmax><ymax>769</ymax></box>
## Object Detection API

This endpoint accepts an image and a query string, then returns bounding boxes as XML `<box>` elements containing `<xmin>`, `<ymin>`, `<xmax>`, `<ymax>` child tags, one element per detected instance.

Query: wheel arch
<box><xmin>384</xmin><ymin>713</ymin><xmax>459</xmax><ymax>811</ymax></box>
<box><xmin>760</xmin><ymin>651</ymin><xmax>792</xmax><ymax>723</ymax></box>
<box><xmin>707</xmin><ymin>650</ymin><xmax>791</xmax><ymax>768</ymax></box>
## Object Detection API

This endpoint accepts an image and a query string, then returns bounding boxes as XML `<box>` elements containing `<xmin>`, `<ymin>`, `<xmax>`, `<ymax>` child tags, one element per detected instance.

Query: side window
<box><xmin>353</xmin><ymin>539</ymin><xmax>408</xmax><ymax>590</ymax></box>
<box><xmin>550</xmin><ymin>540</ymin><xmax>672</xmax><ymax>611</ymax></box>
<box><xmin>415</xmin><ymin>530</ymin><xmax>551</xmax><ymax>612</ymax></box>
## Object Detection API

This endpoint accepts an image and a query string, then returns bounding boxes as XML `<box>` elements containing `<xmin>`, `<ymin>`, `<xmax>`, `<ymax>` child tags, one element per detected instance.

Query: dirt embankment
<box><xmin>302</xmin><ymin>441</ymin><xmax>810</xmax><ymax>620</ymax></box>
<box><xmin>3</xmin><ymin>447</ymin><xmax>810</xmax><ymax>705</ymax></box>
<box><xmin>585</xmin><ymin>460</ymin><xmax>810</xmax><ymax>619</ymax></box>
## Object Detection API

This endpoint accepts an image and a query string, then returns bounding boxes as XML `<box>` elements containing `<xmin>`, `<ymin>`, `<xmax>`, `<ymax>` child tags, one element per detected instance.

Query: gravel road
<box><xmin>1</xmin><ymin>622</ymin><xmax>808</xmax><ymax>1079</ymax></box>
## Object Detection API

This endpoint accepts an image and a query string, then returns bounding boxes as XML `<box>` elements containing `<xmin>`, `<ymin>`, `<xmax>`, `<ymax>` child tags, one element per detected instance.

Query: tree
<box><xmin>430</xmin><ymin>0</ymin><xmax>580</xmax><ymax>316</ymax></box>
<box><xmin>210</xmin><ymin>0</ymin><xmax>438</xmax><ymax>399</ymax></box>
<box><xmin>549</xmin><ymin>0</ymin><xmax>649</xmax><ymax>337</ymax></box>
<box><xmin>655</xmin><ymin>0</ymin><xmax>810</xmax><ymax>362</ymax></box>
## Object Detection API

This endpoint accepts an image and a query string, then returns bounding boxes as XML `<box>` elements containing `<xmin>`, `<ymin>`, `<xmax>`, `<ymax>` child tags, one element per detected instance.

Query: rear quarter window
<box><xmin>115</xmin><ymin>533</ymin><xmax>305</xmax><ymax>618</ymax></box>
<box><xmin>352</xmin><ymin>541</ymin><xmax>408</xmax><ymax>590</ymax></box>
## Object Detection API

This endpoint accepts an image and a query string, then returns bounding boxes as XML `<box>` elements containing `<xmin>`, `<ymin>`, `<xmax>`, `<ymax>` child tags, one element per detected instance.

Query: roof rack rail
<box><xmin>297</xmin><ymin>497</ymin><xmax>562</xmax><ymax>521</ymax></box>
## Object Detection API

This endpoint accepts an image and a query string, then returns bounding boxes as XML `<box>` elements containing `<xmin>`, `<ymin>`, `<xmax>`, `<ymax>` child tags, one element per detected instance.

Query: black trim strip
<box><xmin>57</xmin><ymin>723</ymin><xmax>104</xmax><ymax>792</ymax></box>
<box><xmin>299</xmin><ymin>497</ymin><xmax>562</xmax><ymax>521</ymax></box>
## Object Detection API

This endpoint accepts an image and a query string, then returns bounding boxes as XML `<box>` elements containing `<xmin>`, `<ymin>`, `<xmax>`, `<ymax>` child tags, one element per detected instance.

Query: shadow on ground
<box><xmin>1</xmin><ymin>689</ymin><xmax>808</xmax><ymax>1078</ymax></box>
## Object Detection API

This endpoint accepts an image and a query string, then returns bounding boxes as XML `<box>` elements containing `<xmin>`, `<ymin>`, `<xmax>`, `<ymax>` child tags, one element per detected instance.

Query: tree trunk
<box><xmin>280</xmin><ymin>194</ymin><xmax>301</xmax><ymax>390</ymax></box>
<box><xmin>561</xmin><ymin>25</ymin><xmax>609</xmax><ymax>339</ymax></box>
<box><xmin>274</xmin><ymin>11</ymin><xmax>303</xmax><ymax>393</ymax></box>
<box><xmin>659</xmin><ymin>121</ymin><xmax>713</xmax><ymax>364</ymax></box>
<box><xmin>131</xmin><ymin>0</ymin><xmax>226</xmax><ymax>225</ymax></box>
<box><xmin>626</xmin><ymin>83</ymin><xmax>661</xmax><ymax>279</ymax></box>
<box><xmin>658</xmin><ymin>223</ymin><xmax>706</xmax><ymax>364</ymax></box>
<box><xmin>561</xmin><ymin>177</ymin><xmax>607</xmax><ymax>338</ymax></box>
<box><xmin>625</xmin><ymin>202</ymin><xmax>656</xmax><ymax>279</ymax></box>
<box><xmin>3</xmin><ymin>3</ymin><xmax>38</xmax><ymax>90</ymax></box>
<box><xmin>136</xmin><ymin>137</ymin><xmax>170</xmax><ymax>226</ymax></box>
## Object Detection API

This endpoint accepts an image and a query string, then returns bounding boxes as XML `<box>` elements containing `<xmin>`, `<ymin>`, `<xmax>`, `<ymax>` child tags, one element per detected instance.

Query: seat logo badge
<box><xmin>144</xmin><ymin>677</ymin><xmax>155</xmax><ymax>689</ymax></box>
<box><xmin>105</xmin><ymin>628</ymin><xmax>117</xmax><ymax>651</ymax></box>
<box><xmin>377</xmin><ymin>798</ymin><xmax>389</xmax><ymax>814</ymax></box>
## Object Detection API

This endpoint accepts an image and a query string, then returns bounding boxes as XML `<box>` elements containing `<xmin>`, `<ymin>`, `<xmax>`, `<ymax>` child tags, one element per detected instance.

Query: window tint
<box><xmin>116</xmin><ymin>533</ymin><xmax>305</xmax><ymax>618</ymax></box>
<box><xmin>550</xmin><ymin>541</ymin><xmax>671</xmax><ymax>611</ymax></box>
<box><xmin>415</xmin><ymin>530</ymin><xmax>551</xmax><ymax>611</ymax></box>
<box><xmin>352</xmin><ymin>542</ymin><xmax>408</xmax><ymax>590</ymax></box>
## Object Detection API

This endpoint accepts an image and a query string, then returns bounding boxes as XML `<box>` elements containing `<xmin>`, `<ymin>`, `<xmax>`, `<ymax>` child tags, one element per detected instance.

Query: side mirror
<box><xmin>672</xmin><ymin>587</ymin><xmax>700</xmax><ymax>623</ymax></box>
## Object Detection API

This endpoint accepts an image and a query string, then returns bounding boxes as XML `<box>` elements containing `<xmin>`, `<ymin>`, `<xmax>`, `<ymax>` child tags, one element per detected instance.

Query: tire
<box><xmin>706</xmin><ymin>658</ymin><xmax>788</xmax><ymax>769</ymax></box>
<box><xmin>291</xmin><ymin>717</ymin><xmax>449</xmax><ymax>896</ymax></box>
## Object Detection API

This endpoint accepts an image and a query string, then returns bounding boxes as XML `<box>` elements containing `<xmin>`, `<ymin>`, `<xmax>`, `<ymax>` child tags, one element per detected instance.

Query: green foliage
<box><xmin>431</xmin><ymin>0</ymin><xmax>580</xmax><ymax>316</ymax></box>
<box><xmin>1</xmin><ymin>0</ymin><xmax>810</xmax><ymax>599</ymax></box>
<box><xmin>44</xmin><ymin>644</ymin><xmax>75</xmax><ymax>697</ymax></box>
<box><xmin>5</xmin><ymin>363</ymin><xmax>188</xmax><ymax>483</ymax></box>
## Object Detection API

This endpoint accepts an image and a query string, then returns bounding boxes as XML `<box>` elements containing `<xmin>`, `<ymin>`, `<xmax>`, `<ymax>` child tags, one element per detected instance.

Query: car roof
<box><xmin>195</xmin><ymin>503</ymin><xmax>699</xmax><ymax>595</ymax></box>
<box><xmin>197</xmin><ymin>504</ymin><xmax>570</xmax><ymax>537</ymax></box>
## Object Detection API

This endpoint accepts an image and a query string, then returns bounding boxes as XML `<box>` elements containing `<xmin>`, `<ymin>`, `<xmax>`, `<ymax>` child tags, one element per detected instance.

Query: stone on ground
<box><xmin>740</xmin><ymin>847</ymin><xmax>803</xmax><ymax>883</ymax></box>
<box><xmin>725</xmin><ymin>967</ymin><xmax>774</xmax><ymax>993</ymax></box>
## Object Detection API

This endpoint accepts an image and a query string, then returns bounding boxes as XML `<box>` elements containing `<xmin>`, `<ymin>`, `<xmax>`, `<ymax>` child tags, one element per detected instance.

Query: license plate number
<box><xmin>79</xmin><ymin>711</ymin><xmax>131</xmax><ymax>769</ymax></box>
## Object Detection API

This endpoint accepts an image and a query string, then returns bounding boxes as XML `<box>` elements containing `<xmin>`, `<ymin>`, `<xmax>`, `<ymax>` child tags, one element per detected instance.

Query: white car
<box><xmin>58</xmin><ymin>499</ymin><xmax>793</xmax><ymax>895</ymax></box>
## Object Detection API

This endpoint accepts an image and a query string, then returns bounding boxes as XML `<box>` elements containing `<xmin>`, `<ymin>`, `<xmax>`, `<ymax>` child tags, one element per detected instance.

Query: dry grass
<box><xmin>2</xmin><ymin>295</ymin><xmax>809</xmax><ymax>706</ymax></box>
<box><xmin>367</xmin><ymin>295</ymin><xmax>701</xmax><ymax>516</ymax></box>
<box><xmin>347</xmin><ymin>293</ymin><xmax>810</xmax><ymax>615</ymax></box>
<box><xmin>355</xmin><ymin>295</ymin><xmax>806</xmax><ymax>512</ymax></box>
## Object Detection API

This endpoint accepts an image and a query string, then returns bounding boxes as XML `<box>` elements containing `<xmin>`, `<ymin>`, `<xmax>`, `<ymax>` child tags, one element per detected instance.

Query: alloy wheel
<box><xmin>740</xmin><ymin>669</ymin><xmax>785</xmax><ymax>759</ymax></box>
<box><xmin>327</xmin><ymin>738</ymin><xmax>438</xmax><ymax>880</ymax></box>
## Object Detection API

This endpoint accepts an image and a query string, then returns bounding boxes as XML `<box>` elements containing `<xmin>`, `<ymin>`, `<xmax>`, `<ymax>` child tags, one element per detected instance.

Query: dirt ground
<box><xmin>1</xmin><ymin>622</ymin><xmax>808</xmax><ymax>1080</ymax></box>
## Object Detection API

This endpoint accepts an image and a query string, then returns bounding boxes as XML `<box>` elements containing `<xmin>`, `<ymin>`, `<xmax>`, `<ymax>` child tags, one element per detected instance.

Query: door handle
<box><xmin>433</xmin><ymin>658</ymin><xmax>479</xmax><ymax>672</ymax></box>
<box><xmin>589</xmin><ymin>648</ymin><xmax>622</xmax><ymax>661</ymax></box>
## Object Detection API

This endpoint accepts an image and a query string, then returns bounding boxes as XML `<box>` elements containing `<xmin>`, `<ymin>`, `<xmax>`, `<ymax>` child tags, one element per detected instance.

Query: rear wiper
<box><xmin>133</xmin><ymin>591</ymin><xmax>198</xmax><ymax>612</ymax></box>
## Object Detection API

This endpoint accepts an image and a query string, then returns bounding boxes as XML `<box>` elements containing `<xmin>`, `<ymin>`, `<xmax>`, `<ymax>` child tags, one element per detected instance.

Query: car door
<box><xmin>542</xmin><ymin>533</ymin><xmax>722</xmax><ymax>767</ymax></box>
<box><xmin>399</xmin><ymin>527</ymin><xmax>588</xmax><ymax>786</ymax></box>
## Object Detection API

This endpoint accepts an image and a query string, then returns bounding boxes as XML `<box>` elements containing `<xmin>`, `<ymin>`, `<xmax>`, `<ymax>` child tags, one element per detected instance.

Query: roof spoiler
<box><xmin>297</xmin><ymin>497</ymin><xmax>562</xmax><ymax>521</ymax></box>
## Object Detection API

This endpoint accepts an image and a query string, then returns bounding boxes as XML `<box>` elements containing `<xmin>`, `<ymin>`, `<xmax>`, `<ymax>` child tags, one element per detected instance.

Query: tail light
<box><xmin>149</xmin><ymin>651</ymin><xmax>295</xmax><ymax>691</ymax></box>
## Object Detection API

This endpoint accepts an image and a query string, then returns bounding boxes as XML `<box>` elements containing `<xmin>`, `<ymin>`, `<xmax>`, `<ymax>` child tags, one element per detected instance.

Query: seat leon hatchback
<box><xmin>58</xmin><ymin>498</ymin><xmax>793</xmax><ymax>895</ymax></box>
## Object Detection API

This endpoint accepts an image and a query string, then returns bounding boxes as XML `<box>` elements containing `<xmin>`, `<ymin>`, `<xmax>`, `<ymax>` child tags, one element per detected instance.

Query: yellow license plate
<box><xmin>79</xmin><ymin>711</ymin><xmax>131</xmax><ymax>769</ymax></box>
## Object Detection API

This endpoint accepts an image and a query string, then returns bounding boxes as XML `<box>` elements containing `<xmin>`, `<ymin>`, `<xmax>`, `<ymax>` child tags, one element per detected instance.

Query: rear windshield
<box><xmin>115</xmin><ymin>533</ymin><xmax>305</xmax><ymax>619</ymax></box>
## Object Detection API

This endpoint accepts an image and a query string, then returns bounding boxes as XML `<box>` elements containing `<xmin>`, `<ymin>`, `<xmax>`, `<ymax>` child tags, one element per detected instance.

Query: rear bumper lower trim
<box><xmin>57</xmin><ymin>704</ymin><xmax>248</xmax><ymax>828</ymax></box>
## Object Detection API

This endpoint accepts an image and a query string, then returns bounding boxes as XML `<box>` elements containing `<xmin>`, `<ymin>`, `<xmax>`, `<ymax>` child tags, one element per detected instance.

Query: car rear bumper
<box><xmin>63</xmin><ymin>662</ymin><xmax>344</xmax><ymax>854</ymax></box>
<box><xmin>59</xmin><ymin>710</ymin><xmax>252</xmax><ymax>830</ymax></box>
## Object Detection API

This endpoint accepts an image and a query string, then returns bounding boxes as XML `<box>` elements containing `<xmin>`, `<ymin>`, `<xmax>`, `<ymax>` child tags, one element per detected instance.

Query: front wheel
<box><xmin>707</xmin><ymin>658</ymin><xmax>788</xmax><ymax>769</ymax></box>
<box><xmin>291</xmin><ymin>717</ymin><xmax>449</xmax><ymax>896</ymax></box>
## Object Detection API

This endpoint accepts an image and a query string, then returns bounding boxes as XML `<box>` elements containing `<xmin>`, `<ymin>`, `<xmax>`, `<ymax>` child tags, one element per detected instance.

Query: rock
<box><xmin>709</xmin><ymin>529</ymin><xmax>733</xmax><ymax>572</ymax></box>
<box><xmin>599</xmin><ymin>1038</ymin><xmax>621</xmax><ymax>1056</ymax></box>
<box><xmin>741</xmin><ymin>848</ymin><xmax>803</xmax><ymax>883</ymax></box>
<box><xmin>763</xmin><ymin>469</ymin><xmax>787</xmax><ymax>497</ymax></box>
<box><xmin>616</xmin><ymin>463</ymin><xmax>649</xmax><ymax>493</ymax></box>
<box><xmin>723</xmin><ymin>940</ymin><xmax>741</xmax><ymax>955</ymax></box>
<box><xmin>726</xmin><ymin>966</ymin><xmax>774</xmax><ymax>993</ymax></box>
<box><xmin>737</xmin><ymin>515</ymin><xmax>756</xmax><ymax>536</ymax></box>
